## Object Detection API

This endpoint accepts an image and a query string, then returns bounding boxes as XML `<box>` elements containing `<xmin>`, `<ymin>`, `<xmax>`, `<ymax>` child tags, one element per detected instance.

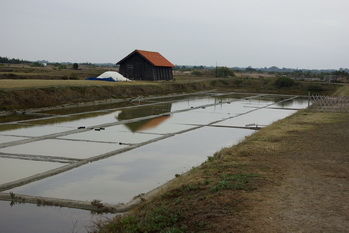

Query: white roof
<box><xmin>97</xmin><ymin>71</ymin><xmax>130</xmax><ymax>82</ymax></box>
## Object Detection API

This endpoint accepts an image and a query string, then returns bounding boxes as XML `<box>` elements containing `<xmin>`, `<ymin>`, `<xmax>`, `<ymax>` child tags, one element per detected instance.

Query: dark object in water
<box><xmin>78</xmin><ymin>126</ymin><xmax>86</xmax><ymax>129</ymax></box>
<box><xmin>94</xmin><ymin>128</ymin><xmax>101</xmax><ymax>131</ymax></box>
<box><xmin>100</xmin><ymin>127</ymin><xmax>105</xmax><ymax>130</ymax></box>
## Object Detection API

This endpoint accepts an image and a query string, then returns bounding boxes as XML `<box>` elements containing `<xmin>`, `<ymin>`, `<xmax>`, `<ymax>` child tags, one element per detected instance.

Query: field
<box><xmin>0</xmin><ymin>63</ymin><xmax>110</xmax><ymax>80</ymax></box>
<box><xmin>0</xmin><ymin>79</ymin><xmax>156</xmax><ymax>89</ymax></box>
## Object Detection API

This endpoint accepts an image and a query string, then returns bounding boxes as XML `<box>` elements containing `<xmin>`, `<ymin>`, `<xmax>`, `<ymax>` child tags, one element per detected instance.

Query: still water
<box><xmin>0</xmin><ymin>92</ymin><xmax>308</xmax><ymax>233</ymax></box>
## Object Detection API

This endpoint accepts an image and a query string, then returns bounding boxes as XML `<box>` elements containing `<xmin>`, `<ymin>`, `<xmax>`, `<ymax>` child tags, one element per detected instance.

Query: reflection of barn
<box><xmin>117</xmin><ymin>103</ymin><xmax>172</xmax><ymax>132</ymax></box>
<box><xmin>116</xmin><ymin>50</ymin><xmax>175</xmax><ymax>81</ymax></box>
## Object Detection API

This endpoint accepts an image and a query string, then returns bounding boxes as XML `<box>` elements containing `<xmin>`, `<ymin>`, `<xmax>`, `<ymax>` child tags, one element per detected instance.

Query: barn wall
<box><xmin>118</xmin><ymin>53</ymin><xmax>173</xmax><ymax>81</ymax></box>
<box><xmin>151</xmin><ymin>67</ymin><xmax>173</xmax><ymax>81</ymax></box>
<box><xmin>119</xmin><ymin>53</ymin><xmax>154</xmax><ymax>80</ymax></box>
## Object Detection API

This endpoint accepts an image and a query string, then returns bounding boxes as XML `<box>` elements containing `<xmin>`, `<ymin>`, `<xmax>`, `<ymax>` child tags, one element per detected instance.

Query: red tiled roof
<box><xmin>117</xmin><ymin>49</ymin><xmax>175</xmax><ymax>67</ymax></box>
<box><xmin>136</xmin><ymin>50</ymin><xmax>175</xmax><ymax>67</ymax></box>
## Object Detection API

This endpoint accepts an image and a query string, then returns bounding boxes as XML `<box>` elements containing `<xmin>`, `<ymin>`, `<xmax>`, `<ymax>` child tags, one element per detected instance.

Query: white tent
<box><xmin>96</xmin><ymin>71</ymin><xmax>131</xmax><ymax>82</ymax></box>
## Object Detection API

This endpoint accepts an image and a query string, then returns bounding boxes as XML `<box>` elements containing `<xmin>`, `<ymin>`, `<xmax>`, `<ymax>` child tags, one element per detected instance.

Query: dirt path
<box><xmin>245</xmin><ymin>113</ymin><xmax>349</xmax><ymax>233</ymax></box>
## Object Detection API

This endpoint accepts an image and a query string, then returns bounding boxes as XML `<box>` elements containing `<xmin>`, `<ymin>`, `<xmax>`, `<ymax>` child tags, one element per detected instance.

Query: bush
<box><xmin>307</xmin><ymin>84</ymin><xmax>324</xmax><ymax>93</ymax></box>
<box><xmin>233</xmin><ymin>79</ymin><xmax>243</xmax><ymax>87</ymax></box>
<box><xmin>215</xmin><ymin>67</ymin><xmax>235</xmax><ymax>78</ymax></box>
<box><xmin>72</xmin><ymin>63</ymin><xmax>79</xmax><ymax>70</ymax></box>
<box><xmin>30</xmin><ymin>62</ymin><xmax>44</xmax><ymax>67</ymax></box>
<box><xmin>274</xmin><ymin>77</ymin><xmax>296</xmax><ymax>88</ymax></box>
<box><xmin>58</xmin><ymin>64</ymin><xmax>66</xmax><ymax>70</ymax></box>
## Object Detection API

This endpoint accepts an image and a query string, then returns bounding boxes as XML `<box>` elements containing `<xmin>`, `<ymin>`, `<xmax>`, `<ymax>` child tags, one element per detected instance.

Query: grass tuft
<box><xmin>99</xmin><ymin>206</ymin><xmax>185</xmax><ymax>233</ymax></box>
<box><xmin>211</xmin><ymin>173</ymin><xmax>260</xmax><ymax>192</ymax></box>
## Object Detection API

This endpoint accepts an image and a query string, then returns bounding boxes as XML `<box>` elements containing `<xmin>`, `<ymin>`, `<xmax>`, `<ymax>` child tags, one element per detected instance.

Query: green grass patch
<box><xmin>211</xmin><ymin>173</ymin><xmax>260</xmax><ymax>192</ymax></box>
<box><xmin>100</xmin><ymin>206</ymin><xmax>185</xmax><ymax>233</ymax></box>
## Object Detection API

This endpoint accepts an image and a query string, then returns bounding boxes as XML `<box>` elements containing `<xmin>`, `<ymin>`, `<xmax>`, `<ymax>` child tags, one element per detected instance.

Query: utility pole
<box><xmin>215</xmin><ymin>61</ymin><xmax>218</xmax><ymax>77</ymax></box>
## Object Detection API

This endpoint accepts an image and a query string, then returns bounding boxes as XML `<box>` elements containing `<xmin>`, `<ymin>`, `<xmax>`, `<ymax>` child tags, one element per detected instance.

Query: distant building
<box><xmin>116</xmin><ymin>49</ymin><xmax>175</xmax><ymax>81</ymax></box>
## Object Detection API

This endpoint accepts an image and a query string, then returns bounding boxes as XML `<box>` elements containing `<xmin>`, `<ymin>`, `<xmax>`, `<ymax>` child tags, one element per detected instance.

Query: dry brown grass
<box><xmin>334</xmin><ymin>84</ymin><xmax>349</xmax><ymax>96</ymax></box>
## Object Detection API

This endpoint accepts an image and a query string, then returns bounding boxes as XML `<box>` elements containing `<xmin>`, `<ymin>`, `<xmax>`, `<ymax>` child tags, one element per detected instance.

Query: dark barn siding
<box><xmin>118</xmin><ymin>52</ymin><xmax>173</xmax><ymax>81</ymax></box>
<box><xmin>119</xmin><ymin>54</ymin><xmax>155</xmax><ymax>81</ymax></box>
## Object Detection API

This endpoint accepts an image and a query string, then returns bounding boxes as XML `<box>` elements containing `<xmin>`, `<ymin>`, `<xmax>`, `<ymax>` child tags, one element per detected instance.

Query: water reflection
<box><xmin>117</xmin><ymin>103</ymin><xmax>172</xmax><ymax>132</ymax></box>
<box><xmin>274</xmin><ymin>97</ymin><xmax>308</xmax><ymax>108</ymax></box>
<box><xmin>0</xmin><ymin>200</ymin><xmax>112</xmax><ymax>233</ymax></box>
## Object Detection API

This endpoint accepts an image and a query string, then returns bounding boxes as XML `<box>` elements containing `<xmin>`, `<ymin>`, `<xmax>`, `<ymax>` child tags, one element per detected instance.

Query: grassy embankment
<box><xmin>96</xmin><ymin>86</ymin><xmax>349</xmax><ymax>232</ymax></box>
<box><xmin>334</xmin><ymin>84</ymin><xmax>349</xmax><ymax>96</ymax></box>
<box><xmin>0</xmin><ymin>64</ymin><xmax>110</xmax><ymax>80</ymax></box>
<box><xmin>0</xmin><ymin>76</ymin><xmax>337</xmax><ymax>111</ymax></box>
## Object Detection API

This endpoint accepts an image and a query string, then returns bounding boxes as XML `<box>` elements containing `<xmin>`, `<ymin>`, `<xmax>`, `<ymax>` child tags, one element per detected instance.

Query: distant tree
<box><xmin>72</xmin><ymin>63</ymin><xmax>79</xmax><ymax>70</ymax></box>
<box><xmin>274</xmin><ymin>77</ymin><xmax>296</xmax><ymax>88</ymax></box>
<box><xmin>30</xmin><ymin>62</ymin><xmax>44</xmax><ymax>67</ymax></box>
<box><xmin>333</xmin><ymin>70</ymin><xmax>349</xmax><ymax>77</ymax></box>
<box><xmin>58</xmin><ymin>64</ymin><xmax>67</xmax><ymax>69</ymax></box>
<box><xmin>215</xmin><ymin>67</ymin><xmax>235</xmax><ymax>77</ymax></box>
<box><xmin>0</xmin><ymin>56</ymin><xmax>30</xmax><ymax>64</ymax></box>
<box><xmin>245</xmin><ymin>66</ymin><xmax>256</xmax><ymax>72</ymax></box>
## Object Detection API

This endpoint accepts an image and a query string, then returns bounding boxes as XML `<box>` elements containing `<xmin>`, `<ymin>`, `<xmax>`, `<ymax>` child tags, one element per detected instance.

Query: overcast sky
<box><xmin>1</xmin><ymin>0</ymin><xmax>348</xmax><ymax>69</ymax></box>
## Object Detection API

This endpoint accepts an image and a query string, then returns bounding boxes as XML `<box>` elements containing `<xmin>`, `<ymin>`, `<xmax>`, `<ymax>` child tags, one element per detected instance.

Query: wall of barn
<box><xmin>119</xmin><ymin>54</ymin><xmax>173</xmax><ymax>81</ymax></box>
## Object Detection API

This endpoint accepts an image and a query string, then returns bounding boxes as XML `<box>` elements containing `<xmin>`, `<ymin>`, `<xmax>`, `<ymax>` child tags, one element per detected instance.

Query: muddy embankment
<box><xmin>0</xmin><ymin>78</ymin><xmax>335</xmax><ymax>111</ymax></box>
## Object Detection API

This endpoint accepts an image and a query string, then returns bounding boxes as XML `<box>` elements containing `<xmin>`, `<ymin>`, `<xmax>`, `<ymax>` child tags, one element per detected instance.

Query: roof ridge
<box><xmin>117</xmin><ymin>49</ymin><xmax>175</xmax><ymax>67</ymax></box>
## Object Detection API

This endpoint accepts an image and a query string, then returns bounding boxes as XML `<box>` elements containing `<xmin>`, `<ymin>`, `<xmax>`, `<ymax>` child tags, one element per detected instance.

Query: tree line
<box><xmin>0</xmin><ymin>56</ymin><xmax>31</xmax><ymax>64</ymax></box>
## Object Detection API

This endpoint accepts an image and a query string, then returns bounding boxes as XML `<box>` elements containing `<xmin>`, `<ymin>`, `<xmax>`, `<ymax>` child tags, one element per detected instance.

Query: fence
<box><xmin>309</xmin><ymin>95</ymin><xmax>349</xmax><ymax>112</ymax></box>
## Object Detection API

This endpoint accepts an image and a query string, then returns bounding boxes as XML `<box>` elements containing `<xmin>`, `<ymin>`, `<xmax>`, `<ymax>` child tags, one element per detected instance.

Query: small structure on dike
<box><xmin>116</xmin><ymin>49</ymin><xmax>175</xmax><ymax>81</ymax></box>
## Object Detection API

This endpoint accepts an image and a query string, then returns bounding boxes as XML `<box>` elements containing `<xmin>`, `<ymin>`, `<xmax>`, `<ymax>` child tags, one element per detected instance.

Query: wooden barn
<box><xmin>116</xmin><ymin>50</ymin><xmax>175</xmax><ymax>81</ymax></box>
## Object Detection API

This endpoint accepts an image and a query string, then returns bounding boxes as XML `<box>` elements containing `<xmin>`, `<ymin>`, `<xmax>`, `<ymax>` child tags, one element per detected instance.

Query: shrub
<box><xmin>30</xmin><ymin>62</ymin><xmax>44</xmax><ymax>67</ymax></box>
<box><xmin>215</xmin><ymin>67</ymin><xmax>235</xmax><ymax>78</ymax></box>
<box><xmin>274</xmin><ymin>77</ymin><xmax>296</xmax><ymax>88</ymax></box>
<box><xmin>307</xmin><ymin>84</ymin><xmax>325</xmax><ymax>93</ymax></box>
<box><xmin>58</xmin><ymin>64</ymin><xmax>66</xmax><ymax>70</ymax></box>
<box><xmin>233</xmin><ymin>79</ymin><xmax>243</xmax><ymax>87</ymax></box>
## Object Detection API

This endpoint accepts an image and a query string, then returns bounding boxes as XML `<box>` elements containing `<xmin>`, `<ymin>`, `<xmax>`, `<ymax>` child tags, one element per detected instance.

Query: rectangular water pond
<box><xmin>9</xmin><ymin>127</ymin><xmax>254</xmax><ymax>204</ymax></box>
<box><xmin>0</xmin><ymin>158</ymin><xmax>63</xmax><ymax>186</ymax></box>
<box><xmin>164</xmin><ymin>110</ymin><xmax>228</xmax><ymax>126</ymax></box>
<box><xmin>0</xmin><ymin>200</ymin><xmax>113</xmax><ymax>233</ymax></box>
<box><xmin>0</xmin><ymin>139</ymin><xmax>127</xmax><ymax>159</ymax></box>
<box><xmin>32</xmin><ymin>111</ymin><xmax>122</xmax><ymax>128</ymax></box>
<box><xmin>187</xmin><ymin>98</ymin><xmax>278</xmax><ymax>116</ymax></box>
<box><xmin>0</xmin><ymin>135</ymin><xmax>27</xmax><ymax>144</ymax></box>
<box><xmin>214</xmin><ymin>108</ymin><xmax>297</xmax><ymax>127</ymax></box>
<box><xmin>0</xmin><ymin>125</ymin><xmax>72</xmax><ymax>137</ymax></box>
<box><xmin>170</xmin><ymin>97</ymin><xmax>217</xmax><ymax>111</ymax></box>
<box><xmin>272</xmin><ymin>97</ymin><xmax>309</xmax><ymax>109</ymax></box>
<box><xmin>60</xmin><ymin>125</ymin><xmax>161</xmax><ymax>144</ymax></box>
